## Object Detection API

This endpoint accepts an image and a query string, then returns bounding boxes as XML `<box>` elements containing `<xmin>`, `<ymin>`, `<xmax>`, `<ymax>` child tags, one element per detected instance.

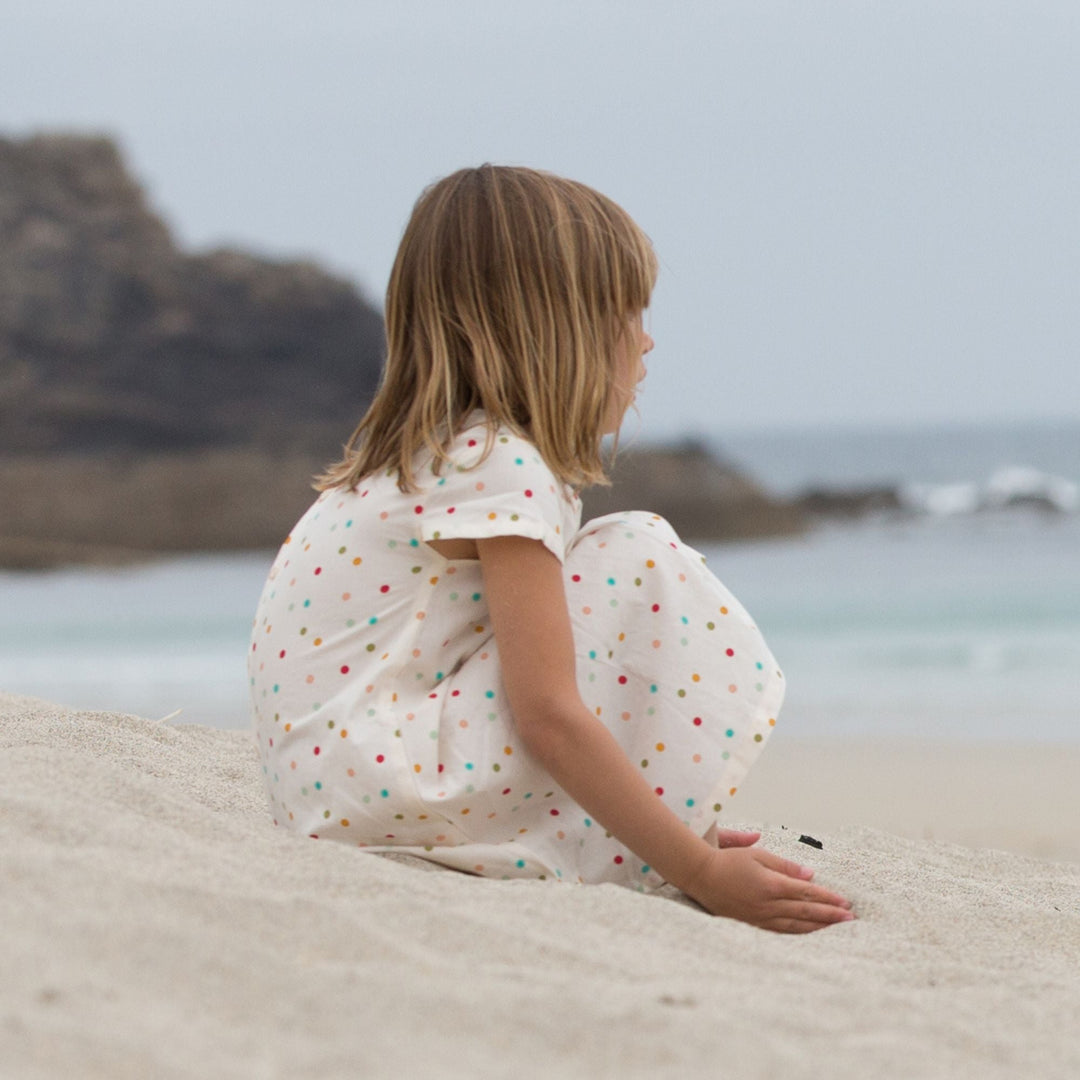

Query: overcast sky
<box><xmin>3</xmin><ymin>1</ymin><xmax>1078</xmax><ymax>438</ymax></box>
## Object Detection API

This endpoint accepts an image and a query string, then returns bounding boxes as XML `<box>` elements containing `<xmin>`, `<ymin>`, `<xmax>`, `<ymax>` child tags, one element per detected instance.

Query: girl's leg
<box><xmin>564</xmin><ymin>512</ymin><xmax>784</xmax><ymax>871</ymax></box>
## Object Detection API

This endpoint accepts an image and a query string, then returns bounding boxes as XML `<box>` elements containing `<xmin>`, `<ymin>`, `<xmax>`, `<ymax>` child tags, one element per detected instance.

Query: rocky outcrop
<box><xmin>0</xmin><ymin>133</ymin><xmax>384</xmax><ymax>457</ymax></box>
<box><xmin>583</xmin><ymin>439</ymin><xmax>804</xmax><ymax>543</ymax></box>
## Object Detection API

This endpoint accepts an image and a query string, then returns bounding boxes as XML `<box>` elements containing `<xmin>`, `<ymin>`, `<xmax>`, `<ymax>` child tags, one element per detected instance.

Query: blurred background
<box><xmin>1</xmin><ymin>0</ymin><xmax>1077</xmax><ymax>740</ymax></box>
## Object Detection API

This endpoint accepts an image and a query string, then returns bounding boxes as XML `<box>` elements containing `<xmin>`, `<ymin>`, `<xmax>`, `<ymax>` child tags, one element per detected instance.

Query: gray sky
<box><xmin>3</xmin><ymin>0</ymin><xmax>1078</xmax><ymax>438</ymax></box>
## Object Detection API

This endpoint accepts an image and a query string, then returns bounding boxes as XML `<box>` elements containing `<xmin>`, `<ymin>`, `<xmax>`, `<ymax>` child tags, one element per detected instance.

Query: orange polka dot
<box><xmin>475</xmin><ymin>482</ymin><xmax>485</xmax><ymax>491</ymax></box>
<box><xmin>474</xmin><ymin>625</ymin><xmax>484</xmax><ymax>633</ymax></box>
<box><xmin>646</xmin><ymin>559</ymin><xmax>656</xmax><ymax>568</ymax></box>
<box><xmin>429</xmin><ymin>576</ymin><xmax>439</xmax><ymax>585</ymax></box>
<box><xmin>720</xmin><ymin>606</ymin><xmax>729</xmax><ymax>614</ymax></box>
<box><xmin>313</xmin><ymin>637</ymin><xmax>323</xmax><ymax>646</ymax></box>
<box><xmin>459</xmin><ymin>719</ymin><xmax>468</xmax><ymax>728</ymax></box>
<box><xmin>692</xmin><ymin>753</ymin><xmax>702</xmax><ymax>763</ymax></box>
<box><xmin>487</xmin><ymin>512</ymin><xmax>497</xmax><ymax>520</ymax></box>
<box><xmin>412</xmin><ymin>649</ymin><xmax>421</xmax><ymax>658</ymax></box>
<box><xmin>353</xmin><ymin>557</ymin><xmax>362</xmax><ymax>566</ymax></box>
<box><xmin>621</xmin><ymin>711</ymin><xmax>631</xmax><ymax>721</ymax></box>
<box><xmin>618</xmin><ymin>632</ymin><xmax>626</xmax><ymax>642</ymax></box>
<box><xmin>340</xmin><ymin>818</ymin><xmax>350</xmax><ymax>827</ymax></box>
<box><xmin>414</xmin><ymin>763</ymin><xmax>422</xmax><ymax>772</ymax></box>
<box><xmin>503</xmin><ymin>746</ymin><xmax>513</xmax><ymax>756</ymax></box>
<box><xmin>728</xmin><ymin>684</ymin><xmax>738</xmax><ymax>693</ymax></box>
<box><xmin>655</xmin><ymin>742</ymin><xmax>666</xmax><ymax>752</ymax></box>
<box><xmin>340</xmin><ymin>729</ymin><xmax>348</xmax><ymax>738</ymax></box>
<box><xmin>289</xmin><ymin>761</ymin><xmax>297</xmax><ymax>770</ymax></box>
<box><xmin>416</xmin><ymin>611</ymin><xmax>426</xmax><ymax>620</ymax></box>
<box><xmin>652</xmin><ymin>639</ymin><xmax>661</xmax><ymax>649</ymax></box>
<box><xmin>729</xmin><ymin>787</ymin><xmax>738</xmax><ymax>796</ymax></box>
<box><xmin>461</xmin><ymin>808</ymin><xmax>470</xmax><ymax>815</ymax></box>
<box><xmin>305</xmin><ymin>674</ymin><xmax>315</xmax><ymax>684</ymax></box>
<box><xmin>691</xmin><ymin>673</ymin><xmax>701</xmax><ymax>682</ymax></box>
<box><xmin>474</xmin><ymin>865</ymin><xmax>485</xmax><ymax>872</ymax></box>
<box><xmin>582</xmin><ymin>606</ymin><xmax>592</xmax><ymax>615</ymax></box>
<box><xmin>341</xmin><ymin>592</ymin><xmax>351</xmax><ymax>601</ymax></box>
<box><xmin>347</xmin><ymin>768</ymin><xmax>356</xmax><ymax>777</ymax></box>
<box><xmin>284</xmin><ymin>723</ymin><xmax>292</xmax><ymax>732</ymax></box>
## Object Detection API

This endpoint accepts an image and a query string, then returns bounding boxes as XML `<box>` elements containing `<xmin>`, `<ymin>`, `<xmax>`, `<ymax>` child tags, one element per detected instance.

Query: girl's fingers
<box><xmin>713</xmin><ymin>828</ymin><xmax>761</xmax><ymax>849</ymax></box>
<box><xmin>755</xmin><ymin>849</ymin><xmax>816</xmax><ymax>881</ymax></box>
<box><xmin>773</xmin><ymin>899</ymin><xmax>856</xmax><ymax>926</ymax></box>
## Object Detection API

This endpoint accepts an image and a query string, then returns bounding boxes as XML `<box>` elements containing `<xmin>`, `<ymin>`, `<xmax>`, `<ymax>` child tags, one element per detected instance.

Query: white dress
<box><xmin>249</xmin><ymin>416</ymin><xmax>784</xmax><ymax>891</ymax></box>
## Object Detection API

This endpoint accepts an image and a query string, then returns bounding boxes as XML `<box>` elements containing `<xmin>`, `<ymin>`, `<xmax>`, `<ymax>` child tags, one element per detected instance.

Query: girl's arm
<box><xmin>477</xmin><ymin>534</ymin><xmax>854</xmax><ymax>933</ymax></box>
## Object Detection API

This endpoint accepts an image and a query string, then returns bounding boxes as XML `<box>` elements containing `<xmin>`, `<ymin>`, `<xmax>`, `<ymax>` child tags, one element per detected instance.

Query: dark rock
<box><xmin>793</xmin><ymin>485</ymin><xmax>904</xmax><ymax>518</ymax></box>
<box><xmin>0</xmin><ymin>133</ymin><xmax>384</xmax><ymax>458</ymax></box>
<box><xmin>584</xmin><ymin>438</ymin><xmax>805</xmax><ymax>543</ymax></box>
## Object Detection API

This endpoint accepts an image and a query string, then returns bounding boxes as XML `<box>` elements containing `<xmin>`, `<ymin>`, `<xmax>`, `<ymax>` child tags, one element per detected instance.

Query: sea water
<box><xmin>2</xmin><ymin>420</ymin><xmax>1078</xmax><ymax>741</ymax></box>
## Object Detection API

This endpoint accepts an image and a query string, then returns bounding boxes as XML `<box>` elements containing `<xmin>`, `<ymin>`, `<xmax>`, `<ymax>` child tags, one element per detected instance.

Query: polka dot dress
<box><xmin>249</xmin><ymin>415</ymin><xmax>784</xmax><ymax>892</ymax></box>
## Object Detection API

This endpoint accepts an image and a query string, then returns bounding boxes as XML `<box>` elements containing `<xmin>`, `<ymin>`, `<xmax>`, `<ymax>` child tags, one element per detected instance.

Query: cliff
<box><xmin>0</xmin><ymin>133</ymin><xmax>384</xmax><ymax>456</ymax></box>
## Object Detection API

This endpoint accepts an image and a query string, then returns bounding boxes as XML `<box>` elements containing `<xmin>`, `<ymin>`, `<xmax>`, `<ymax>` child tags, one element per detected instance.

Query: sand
<box><xmin>3</xmin><ymin>692</ymin><xmax>1079</xmax><ymax>1079</ymax></box>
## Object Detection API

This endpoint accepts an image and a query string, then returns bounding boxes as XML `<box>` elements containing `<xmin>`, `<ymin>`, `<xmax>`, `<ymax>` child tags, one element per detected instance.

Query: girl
<box><xmin>249</xmin><ymin>165</ymin><xmax>853</xmax><ymax>933</ymax></box>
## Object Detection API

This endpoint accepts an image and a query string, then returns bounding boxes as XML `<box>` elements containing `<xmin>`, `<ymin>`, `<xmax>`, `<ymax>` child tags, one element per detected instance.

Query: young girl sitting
<box><xmin>249</xmin><ymin>165</ymin><xmax>853</xmax><ymax>933</ymax></box>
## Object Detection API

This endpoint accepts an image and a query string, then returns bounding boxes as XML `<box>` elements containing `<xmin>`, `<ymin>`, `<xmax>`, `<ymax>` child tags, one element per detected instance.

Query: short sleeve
<box><xmin>415</xmin><ymin>427</ymin><xmax>579</xmax><ymax>563</ymax></box>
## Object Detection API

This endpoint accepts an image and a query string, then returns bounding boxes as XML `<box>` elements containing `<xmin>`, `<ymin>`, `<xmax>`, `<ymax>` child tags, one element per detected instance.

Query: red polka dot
<box><xmin>550</xmin><ymin>808</ymin><xmax>560</xmax><ymax>816</ymax></box>
<box><xmin>447</xmin><ymin>507</ymin><xmax>456</xmax><ymax>514</ymax></box>
<box><xmin>651</xmin><ymin>603</ymin><xmax>660</xmax><ymax>612</ymax></box>
<box><xmin>693</xmin><ymin>717</ymin><xmax>703</xmax><ymax>726</ymax></box>
<box><xmin>502</xmin><ymin>788</ymin><xmax>511</xmax><ymax>795</ymax></box>
<box><xmin>468</xmin><ymin>439</ymin><xmax>477</xmax><ymax>447</ymax></box>
<box><xmin>314</xmin><ymin>567</ymin><xmax>322</xmax><ymax>575</ymax></box>
<box><xmin>726</xmin><ymin>648</ymin><xmax>735</xmax><ymax>657</ymax></box>
<box><xmin>313</xmin><ymin>747</ymin><xmax>321</xmax><ymax>755</ymax></box>
<box><xmin>451</xmin><ymin>689</ymin><xmax>460</xmax><ymax>697</ymax></box>
<box><xmin>655</xmin><ymin>787</ymin><xmax>664</xmax><ymax>795</ymax></box>
<box><xmin>618</xmin><ymin>675</ymin><xmax>628</xmax><ymax>684</ymax></box>
<box><xmin>279</xmin><ymin>650</ymin><xmax>286</xmax><ymax>658</ymax></box>
<box><xmin>376</xmin><ymin>754</ymin><xmax>385</xmax><ymax>763</ymax></box>
<box><xmin>524</xmin><ymin>489</ymin><xmax>533</xmax><ymax>498</ymax></box>
<box><xmin>613</xmin><ymin>855</ymin><xmax>624</xmax><ymax>865</ymax></box>
<box><xmin>414</xmin><ymin>505</ymin><xmax>424</xmax><ymax>514</ymax></box>
<box><xmin>571</xmin><ymin>574</ymin><xmax>581</xmax><ymax>582</ymax></box>
<box><xmin>340</xmin><ymin>665</ymin><xmax>350</xmax><ymax>674</ymax></box>
<box><xmin>380</xmin><ymin>584</ymin><xmax>390</xmax><ymax>593</ymax></box>
<box><xmin>438</xmin><ymin>763</ymin><xmax>445</xmax><ymax>773</ymax></box>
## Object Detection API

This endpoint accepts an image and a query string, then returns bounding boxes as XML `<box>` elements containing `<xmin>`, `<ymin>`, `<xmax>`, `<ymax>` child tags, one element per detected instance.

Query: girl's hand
<box><xmin>685</xmin><ymin>845</ymin><xmax>855</xmax><ymax>934</ymax></box>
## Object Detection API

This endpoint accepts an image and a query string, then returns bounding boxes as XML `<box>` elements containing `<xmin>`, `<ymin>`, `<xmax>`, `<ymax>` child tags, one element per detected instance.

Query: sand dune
<box><xmin>3</xmin><ymin>692</ymin><xmax>1079</xmax><ymax>1079</ymax></box>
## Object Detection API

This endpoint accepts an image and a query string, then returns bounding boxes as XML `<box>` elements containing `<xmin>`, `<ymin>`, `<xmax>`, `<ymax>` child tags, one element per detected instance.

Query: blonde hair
<box><xmin>316</xmin><ymin>164</ymin><xmax>657</xmax><ymax>493</ymax></box>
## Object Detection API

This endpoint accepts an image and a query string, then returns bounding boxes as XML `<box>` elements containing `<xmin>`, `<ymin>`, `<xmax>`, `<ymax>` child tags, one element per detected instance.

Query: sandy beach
<box><xmin>3</xmin><ymin>691</ymin><xmax>1079</xmax><ymax>1079</ymax></box>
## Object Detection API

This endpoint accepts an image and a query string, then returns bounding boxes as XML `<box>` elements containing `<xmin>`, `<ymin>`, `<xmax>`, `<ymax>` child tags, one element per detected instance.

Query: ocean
<box><xmin>3</xmin><ymin>418</ymin><xmax>1078</xmax><ymax>742</ymax></box>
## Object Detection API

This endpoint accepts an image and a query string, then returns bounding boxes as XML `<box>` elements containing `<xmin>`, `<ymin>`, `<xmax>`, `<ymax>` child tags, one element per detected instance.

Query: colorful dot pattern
<box><xmin>249</xmin><ymin>416</ymin><xmax>784</xmax><ymax>892</ymax></box>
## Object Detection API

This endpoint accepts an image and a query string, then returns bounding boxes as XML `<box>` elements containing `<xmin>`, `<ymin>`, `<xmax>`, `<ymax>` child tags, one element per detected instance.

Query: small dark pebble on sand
<box><xmin>798</xmin><ymin>834</ymin><xmax>824</xmax><ymax>849</ymax></box>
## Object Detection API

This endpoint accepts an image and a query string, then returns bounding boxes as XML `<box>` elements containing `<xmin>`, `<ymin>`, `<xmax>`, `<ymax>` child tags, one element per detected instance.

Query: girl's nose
<box><xmin>642</xmin><ymin>331</ymin><xmax>655</xmax><ymax>356</ymax></box>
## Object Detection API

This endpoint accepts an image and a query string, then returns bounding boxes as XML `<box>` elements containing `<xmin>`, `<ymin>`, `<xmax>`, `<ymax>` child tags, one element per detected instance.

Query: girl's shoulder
<box><xmin>438</xmin><ymin>414</ymin><xmax>550</xmax><ymax>478</ymax></box>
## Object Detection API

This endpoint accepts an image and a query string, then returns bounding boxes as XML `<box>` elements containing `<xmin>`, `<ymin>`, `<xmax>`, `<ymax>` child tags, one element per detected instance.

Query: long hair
<box><xmin>316</xmin><ymin>165</ymin><xmax>657</xmax><ymax>493</ymax></box>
